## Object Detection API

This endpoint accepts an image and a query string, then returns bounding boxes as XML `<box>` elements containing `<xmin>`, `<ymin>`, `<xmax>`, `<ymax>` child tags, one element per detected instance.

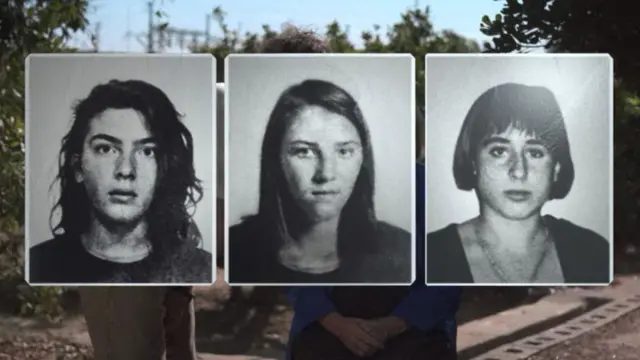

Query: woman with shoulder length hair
<box><xmin>427</xmin><ymin>82</ymin><xmax>610</xmax><ymax>285</ymax></box>
<box><xmin>229</xmin><ymin>78</ymin><xmax>411</xmax><ymax>284</ymax></box>
<box><xmin>229</xmin><ymin>28</ymin><xmax>461</xmax><ymax>360</ymax></box>
<box><xmin>28</xmin><ymin>79</ymin><xmax>211</xmax><ymax>360</ymax></box>
<box><xmin>287</xmin><ymin>108</ymin><xmax>461</xmax><ymax>360</ymax></box>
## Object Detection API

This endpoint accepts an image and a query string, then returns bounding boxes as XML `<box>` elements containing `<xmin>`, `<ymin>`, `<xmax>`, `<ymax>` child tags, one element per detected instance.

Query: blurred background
<box><xmin>0</xmin><ymin>0</ymin><xmax>638</xmax><ymax>359</ymax></box>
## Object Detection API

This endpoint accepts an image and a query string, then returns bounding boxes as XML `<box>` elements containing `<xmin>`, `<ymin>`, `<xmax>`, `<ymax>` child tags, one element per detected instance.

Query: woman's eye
<box><xmin>94</xmin><ymin>144</ymin><xmax>115</xmax><ymax>155</ymax></box>
<box><xmin>337</xmin><ymin>147</ymin><xmax>355</xmax><ymax>158</ymax></box>
<box><xmin>140</xmin><ymin>147</ymin><xmax>156</xmax><ymax>158</ymax></box>
<box><xmin>488</xmin><ymin>147</ymin><xmax>507</xmax><ymax>157</ymax></box>
<box><xmin>291</xmin><ymin>147</ymin><xmax>314</xmax><ymax>159</ymax></box>
<box><xmin>528</xmin><ymin>148</ymin><xmax>546</xmax><ymax>159</ymax></box>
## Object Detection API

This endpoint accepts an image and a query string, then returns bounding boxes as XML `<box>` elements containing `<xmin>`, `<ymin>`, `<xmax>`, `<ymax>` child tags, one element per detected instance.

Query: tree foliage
<box><xmin>0</xmin><ymin>0</ymin><xmax>88</xmax><ymax>319</ymax></box>
<box><xmin>191</xmin><ymin>6</ymin><xmax>482</xmax><ymax>111</ymax></box>
<box><xmin>190</xmin><ymin>6</ymin><xmax>482</xmax><ymax>160</ymax></box>
<box><xmin>480</xmin><ymin>0</ymin><xmax>640</xmax><ymax>122</ymax></box>
<box><xmin>480</xmin><ymin>0</ymin><xmax>639</xmax><ymax>89</ymax></box>
<box><xmin>1</xmin><ymin>0</ymin><xmax>88</xmax><ymax>231</ymax></box>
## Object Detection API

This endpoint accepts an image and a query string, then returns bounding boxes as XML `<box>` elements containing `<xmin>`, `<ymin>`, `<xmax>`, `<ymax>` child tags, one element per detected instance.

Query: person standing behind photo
<box><xmin>245</xmin><ymin>29</ymin><xmax>462</xmax><ymax>360</ymax></box>
<box><xmin>55</xmin><ymin>78</ymin><xmax>213</xmax><ymax>360</ymax></box>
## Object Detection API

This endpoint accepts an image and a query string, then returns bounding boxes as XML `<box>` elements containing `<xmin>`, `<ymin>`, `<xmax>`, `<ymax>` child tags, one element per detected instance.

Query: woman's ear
<box><xmin>553</xmin><ymin>162</ymin><xmax>561</xmax><ymax>182</ymax></box>
<box><xmin>72</xmin><ymin>154</ymin><xmax>83</xmax><ymax>183</ymax></box>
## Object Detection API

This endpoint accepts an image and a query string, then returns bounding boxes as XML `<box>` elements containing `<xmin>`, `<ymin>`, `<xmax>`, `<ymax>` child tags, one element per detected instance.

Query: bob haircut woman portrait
<box><xmin>427</xmin><ymin>81</ymin><xmax>611</xmax><ymax>285</ymax></box>
<box><xmin>28</xmin><ymin>75</ymin><xmax>213</xmax><ymax>284</ymax></box>
<box><xmin>226</xmin><ymin>54</ymin><xmax>415</xmax><ymax>285</ymax></box>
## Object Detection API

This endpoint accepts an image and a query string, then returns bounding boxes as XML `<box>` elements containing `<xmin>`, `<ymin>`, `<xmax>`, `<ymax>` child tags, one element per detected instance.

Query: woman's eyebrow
<box><xmin>89</xmin><ymin>133</ymin><xmax>121</xmax><ymax>144</ymax></box>
<box><xmin>480</xmin><ymin>136</ymin><xmax>546</xmax><ymax>148</ymax></box>
<box><xmin>89</xmin><ymin>134</ymin><xmax>156</xmax><ymax>146</ymax></box>
<box><xmin>289</xmin><ymin>140</ymin><xmax>317</xmax><ymax>147</ymax></box>
<box><xmin>480</xmin><ymin>136</ymin><xmax>509</xmax><ymax>147</ymax></box>
<box><xmin>335</xmin><ymin>140</ymin><xmax>361</xmax><ymax>147</ymax></box>
<box><xmin>525</xmin><ymin>139</ymin><xmax>545</xmax><ymax>146</ymax></box>
<box><xmin>134</xmin><ymin>137</ymin><xmax>156</xmax><ymax>146</ymax></box>
<box><xmin>288</xmin><ymin>140</ymin><xmax>361</xmax><ymax>147</ymax></box>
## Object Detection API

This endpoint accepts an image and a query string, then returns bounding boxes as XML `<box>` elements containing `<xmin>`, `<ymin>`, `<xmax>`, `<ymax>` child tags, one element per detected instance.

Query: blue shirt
<box><xmin>285</xmin><ymin>163</ymin><xmax>461</xmax><ymax>359</ymax></box>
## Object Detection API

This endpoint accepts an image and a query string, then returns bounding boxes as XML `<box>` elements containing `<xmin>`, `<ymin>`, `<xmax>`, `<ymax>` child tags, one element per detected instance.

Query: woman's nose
<box><xmin>313</xmin><ymin>156</ymin><xmax>337</xmax><ymax>184</ymax></box>
<box><xmin>508</xmin><ymin>153</ymin><xmax>527</xmax><ymax>180</ymax></box>
<box><xmin>114</xmin><ymin>153</ymin><xmax>137</xmax><ymax>180</ymax></box>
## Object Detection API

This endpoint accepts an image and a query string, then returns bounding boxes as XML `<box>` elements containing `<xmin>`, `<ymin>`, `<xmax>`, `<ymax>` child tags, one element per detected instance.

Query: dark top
<box><xmin>29</xmin><ymin>233</ymin><xmax>213</xmax><ymax>284</ymax></box>
<box><xmin>426</xmin><ymin>215</ymin><xmax>610</xmax><ymax>284</ymax></box>
<box><xmin>228</xmin><ymin>218</ymin><xmax>412</xmax><ymax>284</ymax></box>
<box><xmin>284</xmin><ymin>163</ymin><xmax>461</xmax><ymax>360</ymax></box>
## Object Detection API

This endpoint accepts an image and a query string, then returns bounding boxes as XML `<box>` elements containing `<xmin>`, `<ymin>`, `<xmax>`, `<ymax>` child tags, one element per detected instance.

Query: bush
<box><xmin>0</xmin><ymin>229</ymin><xmax>65</xmax><ymax>321</ymax></box>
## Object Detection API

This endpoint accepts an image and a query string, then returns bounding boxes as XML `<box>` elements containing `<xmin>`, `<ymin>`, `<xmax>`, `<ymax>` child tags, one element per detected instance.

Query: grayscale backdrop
<box><xmin>425</xmin><ymin>55</ymin><xmax>612</xmax><ymax>241</ymax></box>
<box><xmin>226</xmin><ymin>55</ymin><xmax>414</xmax><ymax>233</ymax></box>
<box><xmin>26</xmin><ymin>55</ymin><xmax>215</xmax><ymax>253</ymax></box>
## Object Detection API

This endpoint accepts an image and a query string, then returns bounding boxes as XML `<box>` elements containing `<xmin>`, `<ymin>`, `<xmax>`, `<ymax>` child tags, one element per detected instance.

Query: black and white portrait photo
<box><xmin>225</xmin><ymin>54</ymin><xmax>415</xmax><ymax>285</ymax></box>
<box><xmin>425</xmin><ymin>54</ymin><xmax>613</xmax><ymax>286</ymax></box>
<box><xmin>25</xmin><ymin>54</ymin><xmax>216</xmax><ymax>285</ymax></box>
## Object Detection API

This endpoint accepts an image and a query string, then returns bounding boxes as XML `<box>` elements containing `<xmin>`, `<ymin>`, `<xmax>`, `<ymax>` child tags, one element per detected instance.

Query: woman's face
<box><xmin>280</xmin><ymin>105</ymin><xmax>364</xmax><ymax>222</ymax></box>
<box><xmin>75</xmin><ymin>108</ymin><xmax>158</xmax><ymax>225</ymax></box>
<box><xmin>475</xmin><ymin>124</ymin><xmax>560</xmax><ymax>220</ymax></box>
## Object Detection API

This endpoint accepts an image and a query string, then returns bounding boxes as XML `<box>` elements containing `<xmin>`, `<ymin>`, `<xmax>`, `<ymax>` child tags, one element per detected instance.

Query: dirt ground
<box><xmin>1</xmin><ymin>246</ymin><xmax>637</xmax><ymax>359</ymax></box>
<box><xmin>189</xmin><ymin>269</ymin><xmax>547</xmax><ymax>356</ymax></box>
<box><xmin>0</xmin><ymin>268</ymin><xmax>547</xmax><ymax>359</ymax></box>
<box><xmin>0</xmin><ymin>335</ymin><xmax>91</xmax><ymax>360</ymax></box>
<box><xmin>527</xmin><ymin>308</ymin><xmax>640</xmax><ymax>360</ymax></box>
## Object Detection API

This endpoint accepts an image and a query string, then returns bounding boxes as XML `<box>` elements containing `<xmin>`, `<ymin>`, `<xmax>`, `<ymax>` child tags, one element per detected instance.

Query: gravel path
<box><xmin>527</xmin><ymin>308</ymin><xmax>640</xmax><ymax>360</ymax></box>
<box><xmin>0</xmin><ymin>335</ymin><xmax>91</xmax><ymax>360</ymax></box>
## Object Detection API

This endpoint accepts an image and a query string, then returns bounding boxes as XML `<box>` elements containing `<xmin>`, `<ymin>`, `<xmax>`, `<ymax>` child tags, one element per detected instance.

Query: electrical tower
<box><xmin>125</xmin><ymin>1</ymin><xmax>213</xmax><ymax>53</ymax></box>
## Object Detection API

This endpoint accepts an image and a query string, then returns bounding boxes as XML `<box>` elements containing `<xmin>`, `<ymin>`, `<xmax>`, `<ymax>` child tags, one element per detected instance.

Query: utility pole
<box><xmin>126</xmin><ymin>6</ymin><xmax>213</xmax><ymax>52</ymax></box>
<box><xmin>205</xmin><ymin>14</ymin><xmax>211</xmax><ymax>47</ymax></box>
<box><xmin>91</xmin><ymin>22</ymin><xmax>101</xmax><ymax>52</ymax></box>
<box><xmin>153</xmin><ymin>13</ymin><xmax>213</xmax><ymax>51</ymax></box>
<box><xmin>147</xmin><ymin>1</ymin><xmax>155</xmax><ymax>53</ymax></box>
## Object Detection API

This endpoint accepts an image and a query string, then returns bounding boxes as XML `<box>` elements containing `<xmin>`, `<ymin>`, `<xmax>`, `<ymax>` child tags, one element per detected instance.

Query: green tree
<box><xmin>1</xmin><ymin>0</ymin><xmax>88</xmax><ymax>232</ymax></box>
<box><xmin>192</xmin><ymin>6</ymin><xmax>482</xmax><ymax>154</ymax></box>
<box><xmin>193</xmin><ymin>6</ymin><xmax>483</xmax><ymax>77</ymax></box>
<box><xmin>363</xmin><ymin>7</ymin><xmax>482</xmax><ymax>110</ymax></box>
<box><xmin>480</xmin><ymin>0</ymin><xmax>639</xmax><ymax>89</ymax></box>
<box><xmin>480</xmin><ymin>0</ymin><xmax>640</xmax><ymax>120</ymax></box>
<box><xmin>479</xmin><ymin>0</ymin><xmax>640</xmax><ymax>123</ymax></box>
<box><xmin>324</xmin><ymin>21</ymin><xmax>356</xmax><ymax>53</ymax></box>
<box><xmin>0</xmin><ymin>0</ymin><xmax>89</xmax><ymax>319</ymax></box>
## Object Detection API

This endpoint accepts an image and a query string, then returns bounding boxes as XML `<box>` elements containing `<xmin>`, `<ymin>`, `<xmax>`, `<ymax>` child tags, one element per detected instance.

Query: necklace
<box><xmin>474</xmin><ymin>224</ymin><xmax>552</xmax><ymax>283</ymax></box>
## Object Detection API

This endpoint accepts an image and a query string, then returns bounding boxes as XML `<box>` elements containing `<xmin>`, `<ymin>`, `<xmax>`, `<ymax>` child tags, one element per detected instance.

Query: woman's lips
<box><xmin>503</xmin><ymin>190</ymin><xmax>532</xmax><ymax>202</ymax></box>
<box><xmin>310</xmin><ymin>190</ymin><xmax>340</xmax><ymax>201</ymax></box>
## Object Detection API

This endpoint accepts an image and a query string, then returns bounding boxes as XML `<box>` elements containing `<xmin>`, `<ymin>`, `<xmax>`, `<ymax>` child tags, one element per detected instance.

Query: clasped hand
<box><xmin>320</xmin><ymin>313</ymin><xmax>408</xmax><ymax>358</ymax></box>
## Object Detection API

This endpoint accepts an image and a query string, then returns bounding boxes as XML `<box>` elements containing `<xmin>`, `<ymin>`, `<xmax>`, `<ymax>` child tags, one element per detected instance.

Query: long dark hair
<box><xmin>50</xmin><ymin>79</ymin><xmax>203</xmax><ymax>256</ymax></box>
<box><xmin>254</xmin><ymin>79</ymin><xmax>378</xmax><ymax>260</ymax></box>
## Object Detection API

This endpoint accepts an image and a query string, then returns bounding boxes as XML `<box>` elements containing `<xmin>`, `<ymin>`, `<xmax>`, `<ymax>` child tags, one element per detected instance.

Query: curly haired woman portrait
<box><xmin>27</xmin><ymin>55</ymin><xmax>215</xmax><ymax>284</ymax></box>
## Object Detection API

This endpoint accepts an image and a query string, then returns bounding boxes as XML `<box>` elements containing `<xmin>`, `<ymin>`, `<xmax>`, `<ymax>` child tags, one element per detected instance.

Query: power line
<box><xmin>75</xmin><ymin>21</ymin><xmax>101</xmax><ymax>52</ymax></box>
<box><xmin>125</xmin><ymin>1</ymin><xmax>213</xmax><ymax>53</ymax></box>
<box><xmin>91</xmin><ymin>22</ymin><xmax>101</xmax><ymax>51</ymax></box>
<box><xmin>147</xmin><ymin>1</ymin><xmax>154</xmax><ymax>52</ymax></box>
